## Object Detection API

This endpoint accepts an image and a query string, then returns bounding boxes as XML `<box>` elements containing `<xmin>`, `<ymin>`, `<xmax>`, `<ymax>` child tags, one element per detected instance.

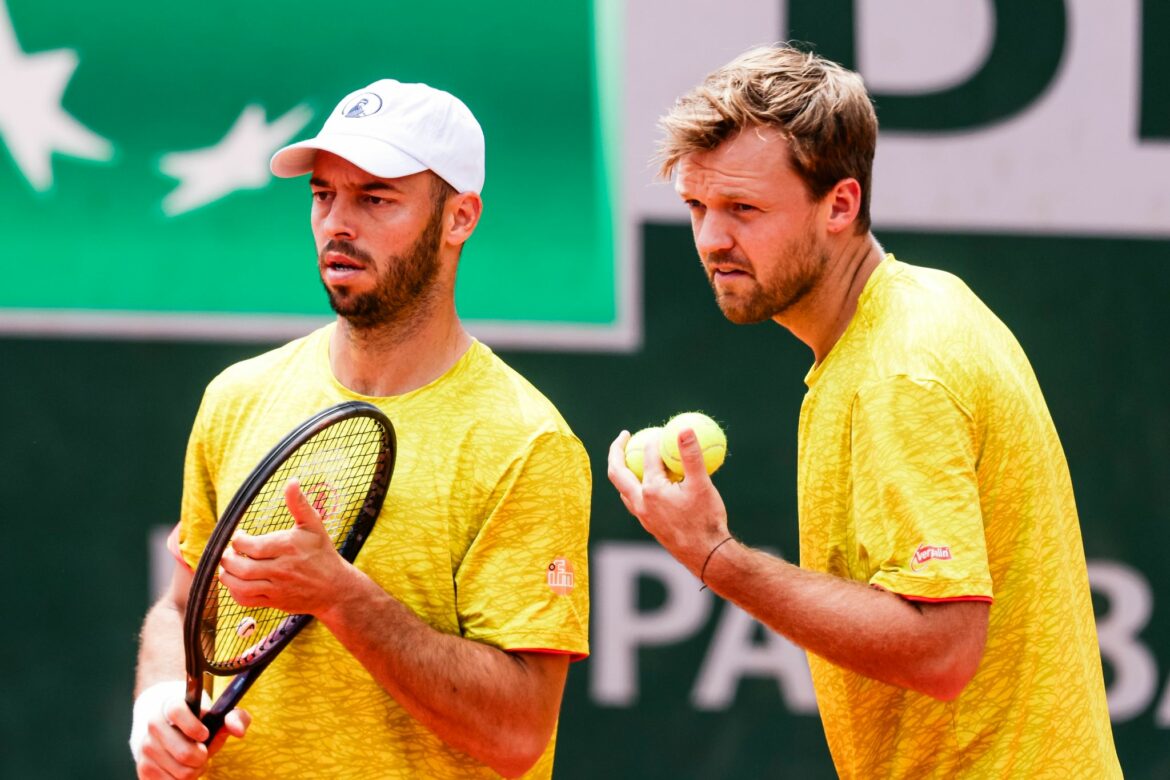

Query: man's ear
<box><xmin>824</xmin><ymin>178</ymin><xmax>862</xmax><ymax>235</ymax></box>
<box><xmin>446</xmin><ymin>191</ymin><xmax>483</xmax><ymax>247</ymax></box>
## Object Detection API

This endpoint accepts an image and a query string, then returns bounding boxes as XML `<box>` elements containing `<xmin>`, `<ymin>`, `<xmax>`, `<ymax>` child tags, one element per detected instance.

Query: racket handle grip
<box><xmin>185</xmin><ymin>677</ymin><xmax>204</xmax><ymax>718</ymax></box>
<box><xmin>201</xmin><ymin>666</ymin><xmax>261</xmax><ymax>744</ymax></box>
<box><xmin>202</xmin><ymin>708</ymin><xmax>228</xmax><ymax>745</ymax></box>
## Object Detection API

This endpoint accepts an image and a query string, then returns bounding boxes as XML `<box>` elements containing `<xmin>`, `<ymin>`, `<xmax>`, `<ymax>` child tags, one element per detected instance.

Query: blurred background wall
<box><xmin>2</xmin><ymin>0</ymin><xmax>1168</xmax><ymax>776</ymax></box>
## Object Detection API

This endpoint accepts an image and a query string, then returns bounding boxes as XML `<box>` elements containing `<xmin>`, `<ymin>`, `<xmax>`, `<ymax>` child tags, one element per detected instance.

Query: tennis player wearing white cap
<box><xmin>131</xmin><ymin>80</ymin><xmax>591</xmax><ymax>780</ymax></box>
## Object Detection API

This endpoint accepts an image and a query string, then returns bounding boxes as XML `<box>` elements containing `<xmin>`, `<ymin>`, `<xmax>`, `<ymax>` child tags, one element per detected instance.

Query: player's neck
<box><xmin>775</xmin><ymin>233</ymin><xmax>884</xmax><ymax>365</ymax></box>
<box><xmin>329</xmin><ymin>302</ymin><xmax>472</xmax><ymax>397</ymax></box>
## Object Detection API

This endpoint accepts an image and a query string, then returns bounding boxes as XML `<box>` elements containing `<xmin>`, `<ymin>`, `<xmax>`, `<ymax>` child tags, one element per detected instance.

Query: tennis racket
<box><xmin>182</xmin><ymin>400</ymin><xmax>396</xmax><ymax>742</ymax></box>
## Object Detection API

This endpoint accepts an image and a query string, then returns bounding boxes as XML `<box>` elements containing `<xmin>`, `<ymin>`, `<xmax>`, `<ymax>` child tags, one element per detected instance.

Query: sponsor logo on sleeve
<box><xmin>910</xmin><ymin>543</ymin><xmax>953</xmax><ymax>571</ymax></box>
<box><xmin>547</xmin><ymin>556</ymin><xmax>576</xmax><ymax>595</ymax></box>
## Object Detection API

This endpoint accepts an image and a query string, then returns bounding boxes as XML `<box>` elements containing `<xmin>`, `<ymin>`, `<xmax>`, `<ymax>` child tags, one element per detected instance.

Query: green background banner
<box><xmin>0</xmin><ymin>0</ymin><xmax>619</xmax><ymax>343</ymax></box>
<box><xmin>4</xmin><ymin>0</ymin><xmax>1170</xmax><ymax>777</ymax></box>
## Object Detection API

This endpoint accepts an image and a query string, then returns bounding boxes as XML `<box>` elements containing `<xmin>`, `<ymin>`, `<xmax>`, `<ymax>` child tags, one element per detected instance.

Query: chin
<box><xmin>715</xmin><ymin>296</ymin><xmax>769</xmax><ymax>325</ymax></box>
<box><xmin>721</xmin><ymin>309</ymin><xmax>771</xmax><ymax>325</ymax></box>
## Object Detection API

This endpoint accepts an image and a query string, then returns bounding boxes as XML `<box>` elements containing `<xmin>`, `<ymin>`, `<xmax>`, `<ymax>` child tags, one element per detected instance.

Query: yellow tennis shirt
<box><xmin>798</xmin><ymin>257</ymin><xmax>1120</xmax><ymax>778</ymax></box>
<box><xmin>176</xmin><ymin>325</ymin><xmax>590</xmax><ymax>779</ymax></box>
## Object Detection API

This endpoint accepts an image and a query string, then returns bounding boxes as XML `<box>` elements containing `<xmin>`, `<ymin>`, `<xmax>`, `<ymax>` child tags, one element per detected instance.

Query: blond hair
<box><xmin>658</xmin><ymin>45</ymin><xmax>878</xmax><ymax>232</ymax></box>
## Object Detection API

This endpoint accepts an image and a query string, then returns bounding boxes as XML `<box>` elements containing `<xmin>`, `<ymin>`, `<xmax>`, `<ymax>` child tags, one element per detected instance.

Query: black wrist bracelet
<box><xmin>699</xmin><ymin>535</ymin><xmax>735</xmax><ymax>591</ymax></box>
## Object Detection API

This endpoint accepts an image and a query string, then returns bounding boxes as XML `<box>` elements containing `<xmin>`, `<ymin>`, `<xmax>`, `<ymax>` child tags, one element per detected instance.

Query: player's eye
<box><xmin>732</xmin><ymin>202</ymin><xmax>756</xmax><ymax>213</ymax></box>
<box><xmin>311</xmin><ymin>191</ymin><xmax>332</xmax><ymax>203</ymax></box>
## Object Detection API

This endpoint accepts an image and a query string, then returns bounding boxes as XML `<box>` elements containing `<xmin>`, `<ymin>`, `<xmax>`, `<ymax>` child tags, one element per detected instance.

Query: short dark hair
<box><xmin>658</xmin><ymin>45</ymin><xmax>878</xmax><ymax>233</ymax></box>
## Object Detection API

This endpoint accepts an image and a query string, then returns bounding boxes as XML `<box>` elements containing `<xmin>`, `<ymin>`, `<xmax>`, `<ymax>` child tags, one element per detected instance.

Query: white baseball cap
<box><xmin>270</xmin><ymin>79</ymin><xmax>485</xmax><ymax>194</ymax></box>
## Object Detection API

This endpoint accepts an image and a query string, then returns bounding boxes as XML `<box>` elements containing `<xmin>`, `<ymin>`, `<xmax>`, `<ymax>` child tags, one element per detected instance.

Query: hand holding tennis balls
<box><xmin>660</xmin><ymin>412</ymin><xmax>727</xmax><ymax>477</ymax></box>
<box><xmin>623</xmin><ymin>426</ymin><xmax>663</xmax><ymax>481</ymax></box>
<box><xmin>624</xmin><ymin>412</ymin><xmax>727</xmax><ymax>481</ymax></box>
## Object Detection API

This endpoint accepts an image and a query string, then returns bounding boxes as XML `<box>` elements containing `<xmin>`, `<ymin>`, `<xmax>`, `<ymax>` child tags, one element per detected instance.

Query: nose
<box><xmin>693</xmin><ymin>210</ymin><xmax>734</xmax><ymax>257</ymax></box>
<box><xmin>318</xmin><ymin>195</ymin><xmax>357</xmax><ymax>241</ymax></box>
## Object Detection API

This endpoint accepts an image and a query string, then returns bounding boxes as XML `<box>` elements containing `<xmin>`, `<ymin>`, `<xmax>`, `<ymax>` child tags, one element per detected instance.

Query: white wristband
<box><xmin>129</xmin><ymin>681</ymin><xmax>210</xmax><ymax>762</ymax></box>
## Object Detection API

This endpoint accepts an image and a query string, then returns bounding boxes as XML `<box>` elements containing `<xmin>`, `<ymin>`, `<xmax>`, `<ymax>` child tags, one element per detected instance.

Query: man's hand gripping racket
<box><xmin>183</xmin><ymin>401</ymin><xmax>396</xmax><ymax>742</ymax></box>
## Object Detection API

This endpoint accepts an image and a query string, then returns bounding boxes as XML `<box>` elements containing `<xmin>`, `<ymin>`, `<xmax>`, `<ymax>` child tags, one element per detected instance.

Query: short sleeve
<box><xmin>455</xmin><ymin>430</ymin><xmax>591</xmax><ymax>659</ymax></box>
<box><xmin>851</xmin><ymin>375</ymin><xmax>993</xmax><ymax>602</ymax></box>
<box><xmin>176</xmin><ymin>391</ymin><xmax>220</xmax><ymax>571</ymax></box>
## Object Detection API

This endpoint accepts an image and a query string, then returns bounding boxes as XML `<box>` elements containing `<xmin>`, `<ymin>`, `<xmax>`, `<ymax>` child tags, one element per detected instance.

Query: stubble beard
<box><xmin>707</xmin><ymin>229</ymin><xmax>828</xmax><ymax>324</ymax></box>
<box><xmin>320</xmin><ymin>206</ymin><xmax>445</xmax><ymax>333</ymax></box>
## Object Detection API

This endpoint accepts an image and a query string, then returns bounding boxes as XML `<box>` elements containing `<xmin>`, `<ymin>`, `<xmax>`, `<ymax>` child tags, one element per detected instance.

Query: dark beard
<box><xmin>706</xmin><ymin>233</ymin><xmax>827</xmax><ymax>324</ymax></box>
<box><xmin>320</xmin><ymin>207</ymin><xmax>445</xmax><ymax>331</ymax></box>
<box><xmin>710</xmin><ymin>267</ymin><xmax>818</xmax><ymax>324</ymax></box>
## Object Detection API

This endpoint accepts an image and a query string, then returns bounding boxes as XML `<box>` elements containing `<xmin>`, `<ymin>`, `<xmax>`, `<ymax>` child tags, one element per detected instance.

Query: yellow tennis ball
<box><xmin>660</xmin><ymin>412</ymin><xmax>727</xmax><ymax>477</ymax></box>
<box><xmin>624</xmin><ymin>426</ymin><xmax>663</xmax><ymax>481</ymax></box>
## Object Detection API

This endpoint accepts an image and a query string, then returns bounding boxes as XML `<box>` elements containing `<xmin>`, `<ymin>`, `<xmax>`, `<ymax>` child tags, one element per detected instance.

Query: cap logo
<box><xmin>910</xmin><ymin>543</ymin><xmax>953</xmax><ymax>571</ymax></box>
<box><xmin>341</xmin><ymin>92</ymin><xmax>383</xmax><ymax>119</ymax></box>
<box><xmin>547</xmin><ymin>557</ymin><xmax>576</xmax><ymax>595</ymax></box>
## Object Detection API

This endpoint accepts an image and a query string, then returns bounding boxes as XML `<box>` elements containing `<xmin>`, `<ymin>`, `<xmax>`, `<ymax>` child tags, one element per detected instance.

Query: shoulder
<box><xmin>864</xmin><ymin>259</ymin><xmax>1016</xmax><ymax>371</ymax></box>
<box><xmin>445</xmin><ymin>343</ymin><xmax>588</xmax><ymax>475</ymax></box>
<box><xmin>203</xmin><ymin>326</ymin><xmax>328</xmax><ymax>403</ymax></box>
<box><xmin>461</xmin><ymin>342</ymin><xmax>578</xmax><ymax>439</ymax></box>
<box><xmin>193</xmin><ymin>326</ymin><xmax>330</xmax><ymax>438</ymax></box>
<box><xmin>869</xmin><ymin>260</ymin><xmax>987</xmax><ymax>328</ymax></box>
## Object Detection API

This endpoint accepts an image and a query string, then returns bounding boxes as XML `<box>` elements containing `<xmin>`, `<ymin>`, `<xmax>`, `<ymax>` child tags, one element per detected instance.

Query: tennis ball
<box><xmin>660</xmin><ymin>412</ymin><xmax>727</xmax><ymax>477</ymax></box>
<box><xmin>624</xmin><ymin>426</ymin><xmax>663</xmax><ymax>481</ymax></box>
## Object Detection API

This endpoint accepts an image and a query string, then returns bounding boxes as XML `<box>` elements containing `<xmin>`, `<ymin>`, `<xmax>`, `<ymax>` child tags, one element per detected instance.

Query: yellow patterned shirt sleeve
<box><xmin>797</xmin><ymin>256</ymin><xmax>1120</xmax><ymax>779</ymax></box>
<box><xmin>851</xmin><ymin>375</ymin><xmax>993</xmax><ymax>600</ymax></box>
<box><xmin>177</xmin><ymin>327</ymin><xmax>590</xmax><ymax>779</ymax></box>
<box><xmin>457</xmin><ymin>428</ymin><xmax>591</xmax><ymax>655</ymax></box>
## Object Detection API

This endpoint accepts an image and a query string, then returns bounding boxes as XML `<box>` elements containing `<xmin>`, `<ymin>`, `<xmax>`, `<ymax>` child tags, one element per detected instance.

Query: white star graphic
<box><xmin>0</xmin><ymin>0</ymin><xmax>114</xmax><ymax>191</ymax></box>
<box><xmin>159</xmin><ymin>103</ymin><xmax>313</xmax><ymax>217</ymax></box>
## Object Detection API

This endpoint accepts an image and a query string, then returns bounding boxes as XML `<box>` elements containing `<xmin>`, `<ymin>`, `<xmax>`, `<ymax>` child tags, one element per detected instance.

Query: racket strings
<box><xmin>202</xmin><ymin>416</ymin><xmax>388</xmax><ymax>672</ymax></box>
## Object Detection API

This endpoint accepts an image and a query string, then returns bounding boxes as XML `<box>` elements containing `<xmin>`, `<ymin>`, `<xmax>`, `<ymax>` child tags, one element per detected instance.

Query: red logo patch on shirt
<box><xmin>302</xmin><ymin>481</ymin><xmax>342</xmax><ymax>537</ymax></box>
<box><xmin>910</xmin><ymin>544</ymin><xmax>953</xmax><ymax>571</ymax></box>
<box><xmin>547</xmin><ymin>557</ymin><xmax>576</xmax><ymax>595</ymax></box>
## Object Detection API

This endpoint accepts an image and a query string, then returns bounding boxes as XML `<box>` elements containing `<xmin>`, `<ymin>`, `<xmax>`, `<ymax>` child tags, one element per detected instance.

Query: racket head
<box><xmin>183</xmin><ymin>401</ymin><xmax>395</xmax><ymax>682</ymax></box>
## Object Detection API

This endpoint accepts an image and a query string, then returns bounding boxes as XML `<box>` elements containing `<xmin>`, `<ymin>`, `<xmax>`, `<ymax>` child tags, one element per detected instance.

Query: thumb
<box><xmin>284</xmin><ymin>478</ymin><xmax>326</xmax><ymax>531</ymax></box>
<box><xmin>676</xmin><ymin>428</ymin><xmax>712</xmax><ymax>484</ymax></box>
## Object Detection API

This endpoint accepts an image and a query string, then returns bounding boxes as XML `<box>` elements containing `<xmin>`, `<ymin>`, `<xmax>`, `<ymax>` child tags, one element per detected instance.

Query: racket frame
<box><xmin>181</xmin><ymin>400</ymin><xmax>395</xmax><ymax>738</ymax></box>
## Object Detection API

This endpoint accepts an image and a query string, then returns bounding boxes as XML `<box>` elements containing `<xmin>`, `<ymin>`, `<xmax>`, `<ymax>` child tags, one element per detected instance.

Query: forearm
<box><xmin>131</xmin><ymin>585</ymin><xmax>254</xmax><ymax>777</ymax></box>
<box><xmin>702</xmin><ymin>540</ymin><xmax>985</xmax><ymax>699</ymax></box>
<box><xmin>607</xmin><ymin>429</ymin><xmax>985</xmax><ymax>699</ymax></box>
<box><xmin>318</xmin><ymin>564</ymin><xmax>565</xmax><ymax>777</ymax></box>
<box><xmin>135</xmin><ymin>596</ymin><xmax>187</xmax><ymax>696</ymax></box>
